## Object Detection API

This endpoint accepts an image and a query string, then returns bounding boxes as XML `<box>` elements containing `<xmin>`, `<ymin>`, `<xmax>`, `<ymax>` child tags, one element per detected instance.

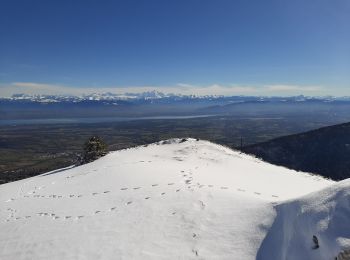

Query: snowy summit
<box><xmin>0</xmin><ymin>139</ymin><xmax>349</xmax><ymax>259</ymax></box>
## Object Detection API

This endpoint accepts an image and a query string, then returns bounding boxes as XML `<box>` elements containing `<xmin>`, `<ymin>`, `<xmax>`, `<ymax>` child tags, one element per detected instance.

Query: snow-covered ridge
<box><xmin>0</xmin><ymin>139</ymin><xmax>347</xmax><ymax>259</ymax></box>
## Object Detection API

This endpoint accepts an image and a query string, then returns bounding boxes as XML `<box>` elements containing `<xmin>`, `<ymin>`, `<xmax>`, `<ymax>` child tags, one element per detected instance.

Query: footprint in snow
<box><xmin>53</xmin><ymin>216</ymin><xmax>59</xmax><ymax>220</ymax></box>
<box><xmin>94</xmin><ymin>211</ymin><xmax>101</xmax><ymax>214</ymax></box>
<box><xmin>254</xmin><ymin>192</ymin><xmax>261</xmax><ymax>195</ymax></box>
<box><xmin>152</xmin><ymin>184</ymin><xmax>158</xmax><ymax>187</ymax></box>
<box><xmin>109</xmin><ymin>207</ymin><xmax>117</xmax><ymax>211</ymax></box>
<box><xmin>161</xmin><ymin>192</ymin><xmax>166</xmax><ymax>195</ymax></box>
<box><xmin>65</xmin><ymin>216</ymin><xmax>72</xmax><ymax>219</ymax></box>
<box><xmin>145</xmin><ymin>197</ymin><xmax>150</xmax><ymax>200</ymax></box>
<box><xmin>172</xmin><ymin>212</ymin><xmax>176</xmax><ymax>215</ymax></box>
<box><xmin>126</xmin><ymin>201</ymin><xmax>132</xmax><ymax>205</ymax></box>
<box><xmin>121</xmin><ymin>188</ymin><xmax>128</xmax><ymax>191</ymax></box>
<box><xmin>176</xmin><ymin>189</ymin><xmax>181</xmax><ymax>192</ymax></box>
<box><xmin>133</xmin><ymin>187</ymin><xmax>141</xmax><ymax>190</ymax></box>
<box><xmin>199</xmin><ymin>200</ymin><xmax>205</xmax><ymax>209</ymax></box>
<box><xmin>77</xmin><ymin>195</ymin><xmax>83</xmax><ymax>198</ymax></box>
<box><xmin>76</xmin><ymin>216</ymin><xmax>84</xmax><ymax>220</ymax></box>
<box><xmin>271</xmin><ymin>195</ymin><xmax>279</xmax><ymax>198</ymax></box>
<box><xmin>168</xmin><ymin>183</ymin><xmax>174</xmax><ymax>185</ymax></box>
<box><xmin>103</xmin><ymin>191</ymin><xmax>110</xmax><ymax>193</ymax></box>
<box><xmin>92</xmin><ymin>193</ymin><xmax>98</xmax><ymax>196</ymax></box>
<box><xmin>69</xmin><ymin>195</ymin><xmax>75</xmax><ymax>197</ymax></box>
<box><xmin>221</xmin><ymin>187</ymin><xmax>228</xmax><ymax>189</ymax></box>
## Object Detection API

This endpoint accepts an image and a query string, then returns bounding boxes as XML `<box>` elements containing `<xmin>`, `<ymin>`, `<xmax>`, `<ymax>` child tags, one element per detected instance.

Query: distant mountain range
<box><xmin>2</xmin><ymin>93</ymin><xmax>350</xmax><ymax>122</ymax></box>
<box><xmin>3</xmin><ymin>92</ymin><xmax>350</xmax><ymax>103</ymax></box>
<box><xmin>243</xmin><ymin>122</ymin><xmax>350</xmax><ymax>180</ymax></box>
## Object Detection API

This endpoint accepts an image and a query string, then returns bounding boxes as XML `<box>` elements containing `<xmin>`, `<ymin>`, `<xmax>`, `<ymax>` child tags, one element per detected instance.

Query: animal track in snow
<box><xmin>161</xmin><ymin>192</ymin><xmax>166</xmax><ymax>195</ymax></box>
<box><xmin>152</xmin><ymin>184</ymin><xmax>159</xmax><ymax>187</ymax></box>
<box><xmin>145</xmin><ymin>197</ymin><xmax>150</xmax><ymax>200</ymax></box>
<box><xmin>126</xmin><ymin>201</ymin><xmax>132</xmax><ymax>205</ymax></box>
<box><xmin>192</xmin><ymin>249</ymin><xmax>199</xmax><ymax>256</ymax></box>
<box><xmin>133</xmin><ymin>187</ymin><xmax>141</xmax><ymax>190</ymax></box>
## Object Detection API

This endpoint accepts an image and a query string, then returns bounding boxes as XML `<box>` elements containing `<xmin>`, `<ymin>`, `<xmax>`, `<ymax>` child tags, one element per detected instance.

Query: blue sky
<box><xmin>0</xmin><ymin>0</ymin><xmax>349</xmax><ymax>96</ymax></box>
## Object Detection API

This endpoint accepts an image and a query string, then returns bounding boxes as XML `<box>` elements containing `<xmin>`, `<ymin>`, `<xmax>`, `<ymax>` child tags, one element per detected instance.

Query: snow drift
<box><xmin>0</xmin><ymin>138</ymin><xmax>347</xmax><ymax>259</ymax></box>
<box><xmin>257</xmin><ymin>178</ymin><xmax>350</xmax><ymax>260</ymax></box>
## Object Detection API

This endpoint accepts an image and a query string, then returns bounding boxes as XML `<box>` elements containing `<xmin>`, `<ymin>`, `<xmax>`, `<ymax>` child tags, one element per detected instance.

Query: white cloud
<box><xmin>264</xmin><ymin>84</ymin><xmax>323</xmax><ymax>92</ymax></box>
<box><xmin>0</xmin><ymin>82</ymin><xmax>329</xmax><ymax>97</ymax></box>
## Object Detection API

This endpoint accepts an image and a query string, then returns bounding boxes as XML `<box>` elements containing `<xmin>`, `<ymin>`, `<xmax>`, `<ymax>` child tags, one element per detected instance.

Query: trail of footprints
<box><xmin>4</xmin><ymin>170</ymin><xmax>280</xmax><ymax>223</ymax></box>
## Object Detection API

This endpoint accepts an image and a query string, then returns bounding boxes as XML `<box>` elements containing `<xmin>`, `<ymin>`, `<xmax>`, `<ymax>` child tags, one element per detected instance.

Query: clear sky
<box><xmin>0</xmin><ymin>0</ymin><xmax>349</xmax><ymax>96</ymax></box>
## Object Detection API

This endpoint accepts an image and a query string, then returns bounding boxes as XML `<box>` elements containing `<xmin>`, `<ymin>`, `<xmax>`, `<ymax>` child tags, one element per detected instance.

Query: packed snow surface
<box><xmin>0</xmin><ymin>138</ymin><xmax>346</xmax><ymax>259</ymax></box>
